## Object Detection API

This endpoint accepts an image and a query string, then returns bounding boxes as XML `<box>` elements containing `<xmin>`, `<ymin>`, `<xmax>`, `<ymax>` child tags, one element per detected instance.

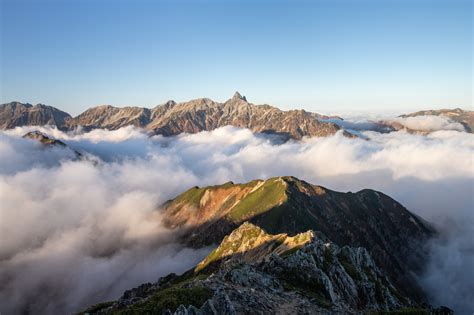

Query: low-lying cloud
<box><xmin>390</xmin><ymin>115</ymin><xmax>467</xmax><ymax>132</ymax></box>
<box><xmin>0</xmin><ymin>124</ymin><xmax>472</xmax><ymax>314</ymax></box>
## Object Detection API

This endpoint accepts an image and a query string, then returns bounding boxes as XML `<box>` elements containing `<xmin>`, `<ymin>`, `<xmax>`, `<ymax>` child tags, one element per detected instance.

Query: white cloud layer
<box><xmin>0</xmin><ymin>125</ymin><xmax>473</xmax><ymax>314</ymax></box>
<box><xmin>391</xmin><ymin>115</ymin><xmax>467</xmax><ymax>132</ymax></box>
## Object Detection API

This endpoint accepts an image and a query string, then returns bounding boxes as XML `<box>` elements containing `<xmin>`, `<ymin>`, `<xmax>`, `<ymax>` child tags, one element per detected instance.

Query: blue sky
<box><xmin>1</xmin><ymin>0</ymin><xmax>472</xmax><ymax>115</ymax></box>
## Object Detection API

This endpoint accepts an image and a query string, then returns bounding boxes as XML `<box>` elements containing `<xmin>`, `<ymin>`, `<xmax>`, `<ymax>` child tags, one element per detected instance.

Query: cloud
<box><xmin>319</xmin><ymin>117</ymin><xmax>393</xmax><ymax>134</ymax></box>
<box><xmin>0</xmin><ymin>124</ymin><xmax>472</xmax><ymax>314</ymax></box>
<box><xmin>390</xmin><ymin>115</ymin><xmax>467</xmax><ymax>132</ymax></box>
<box><xmin>320</xmin><ymin>114</ymin><xmax>468</xmax><ymax>136</ymax></box>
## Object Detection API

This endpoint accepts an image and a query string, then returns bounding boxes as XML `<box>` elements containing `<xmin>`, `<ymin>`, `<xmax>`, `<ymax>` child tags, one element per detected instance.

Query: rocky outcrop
<box><xmin>195</xmin><ymin>222</ymin><xmax>314</xmax><ymax>272</ymax></box>
<box><xmin>22</xmin><ymin>130</ymin><xmax>83</xmax><ymax>159</ymax></box>
<box><xmin>195</xmin><ymin>230</ymin><xmax>410</xmax><ymax>313</ymax></box>
<box><xmin>81</xmin><ymin>223</ymin><xmax>450</xmax><ymax>314</ymax></box>
<box><xmin>0</xmin><ymin>102</ymin><xmax>71</xmax><ymax>129</ymax></box>
<box><xmin>1</xmin><ymin>93</ymin><xmax>344</xmax><ymax>140</ymax></box>
<box><xmin>22</xmin><ymin>130</ymin><xmax>67</xmax><ymax>147</ymax></box>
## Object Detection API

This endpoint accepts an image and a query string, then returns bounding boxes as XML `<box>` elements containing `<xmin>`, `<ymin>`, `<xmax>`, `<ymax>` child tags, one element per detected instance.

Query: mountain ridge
<box><xmin>162</xmin><ymin>176</ymin><xmax>435</xmax><ymax>303</ymax></box>
<box><xmin>77</xmin><ymin>176</ymin><xmax>448</xmax><ymax>314</ymax></box>
<box><xmin>81</xmin><ymin>222</ymin><xmax>451</xmax><ymax>314</ymax></box>
<box><xmin>0</xmin><ymin>101</ymin><xmax>72</xmax><ymax>129</ymax></box>
<box><xmin>0</xmin><ymin>93</ymin><xmax>344</xmax><ymax>140</ymax></box>
<box><xmin>3</xmin><ymin>96</ymin><xmax>471</xmax><ymax>137</ymax></box>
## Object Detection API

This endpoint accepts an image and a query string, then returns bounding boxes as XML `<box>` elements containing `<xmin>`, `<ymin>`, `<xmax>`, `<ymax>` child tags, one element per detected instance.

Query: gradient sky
<box><xmin>1</xmin><ymin>0</ymin><xmax>472</xmax><ymax>115</ymax></box>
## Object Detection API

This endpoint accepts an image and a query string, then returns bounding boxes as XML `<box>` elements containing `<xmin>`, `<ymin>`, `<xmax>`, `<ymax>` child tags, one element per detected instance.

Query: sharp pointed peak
<box><xmin>232</xmin><ymin>91</ymin><xmax>247</xmax><ymax>102</ymax></box>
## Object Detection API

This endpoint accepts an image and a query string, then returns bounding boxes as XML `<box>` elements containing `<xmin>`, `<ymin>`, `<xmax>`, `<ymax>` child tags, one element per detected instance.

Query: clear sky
<box><xmin>1</xmin><ymin>0</ymin><xmax>472</xmax><ymax>115</ymax></box>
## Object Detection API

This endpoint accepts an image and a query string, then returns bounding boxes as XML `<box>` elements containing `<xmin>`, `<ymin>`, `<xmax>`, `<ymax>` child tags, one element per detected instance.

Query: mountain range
<box><xmin>0</xmin><ymin>93</ymin><xmax>343</xmax><ymax>140</ymax></box>
<box><xmin>81</xmin><ymin>176</ymin><xmax>448</xmax><ymax>314</ymax></box>
<box><xmin>3</xmin><ymin>93</ymin><xmax>471</xmax><ymax>139</ymax></box>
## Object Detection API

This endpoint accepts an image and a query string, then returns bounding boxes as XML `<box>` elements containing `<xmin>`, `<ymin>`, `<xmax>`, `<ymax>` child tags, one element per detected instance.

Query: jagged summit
<box><xmin>231</xmin><ymin>91</ymin><xmax>247</xmax><ymax>102</ymax></box>
<box><xmin>195</xmin><ymin>222</ymin><xmax>314</xmax><ymax>272</ymax></box>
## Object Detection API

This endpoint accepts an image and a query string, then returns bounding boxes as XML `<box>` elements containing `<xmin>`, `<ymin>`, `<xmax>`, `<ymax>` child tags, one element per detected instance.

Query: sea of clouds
<box><xmin>0</xmin><ymin>115</ymin><xmax>473</xmax><ymax>314</ymax></box>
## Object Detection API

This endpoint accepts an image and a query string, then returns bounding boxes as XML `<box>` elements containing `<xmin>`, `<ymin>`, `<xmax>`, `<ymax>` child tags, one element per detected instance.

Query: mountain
<box><xmin>0</xmin><ymin>102</ymin><xmax>71</xmax><ymax>129</ymax></box>
<box><xmin>22</xmin><ymin>130</ymin><xmax>68</xmax><ymax>147</ymax></box>
<box><xmin>82</xmin><ymin>223</ymin><xmax>451</xmax><ymax>314</ymax></box>
<box><xmin>141</xmin><ymin>92</ymin><xmax>343</xmax><ymax>139</ymax></box>
<box><xmin>66</xmin><ymin>105</ymin><xmax>152</xmax><ymax>130</ymax></box>
<box><xmin>22</xmin><ymin>130</ymin><xmax>83</xmax><ymax>158</ymax></box>
<box><xmin>162</xmin><ymin>176</ymin><xmax>435</xmax><ymax>302</ymax></box>
<box><xmin>399</xmin><ymin>108</ymin><xmax>474</xmax><ymax>132</ymax></box>
<box><xmin>2</xmin><ymin>99</ymin><xmax>471</xmax><ymax>138</ymax></box>
<box><xmin>80</xmin><ymin>177</ymin><xmax>446</xmax><ymax>314</ymax></box>
<box><xmin>0</xmin><ymin>93</ymin><xmax>344</xmax><ymax>140</ymax></box>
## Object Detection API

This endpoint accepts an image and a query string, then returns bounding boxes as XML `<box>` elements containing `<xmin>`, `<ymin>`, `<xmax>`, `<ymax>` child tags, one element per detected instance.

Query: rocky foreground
<box><xmin>163</xmin><ymin>176</ymin><xmax>434</xmax><ymax>302</ymax></box>
<box><xmin>81</xmin><ymin>177</ymin><xmax>453</xmax><ymax>314</ymax></box>
<box><xmin>81</xmin><ymin>223</ymin><xmax>451</xmax><ymax>314</ymax></box>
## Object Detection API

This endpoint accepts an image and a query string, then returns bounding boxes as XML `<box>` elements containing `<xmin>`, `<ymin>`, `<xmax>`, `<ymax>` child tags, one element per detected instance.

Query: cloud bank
<box><xmin>0</xmin><ymin>125</ymin><xmax>472</xmax><ymax>314</ymax></box>
<box><xmin>390</xmin><ymin>115</ymin><xmax>467</xmax><ymax>132</ymax></box>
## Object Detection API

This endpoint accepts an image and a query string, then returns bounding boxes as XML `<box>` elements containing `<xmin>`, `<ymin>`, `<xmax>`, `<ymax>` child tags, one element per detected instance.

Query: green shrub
<box><xmin>119</xmin><ymin>286</ymin><xmax>213</xmax><ymax>314</ymax></box>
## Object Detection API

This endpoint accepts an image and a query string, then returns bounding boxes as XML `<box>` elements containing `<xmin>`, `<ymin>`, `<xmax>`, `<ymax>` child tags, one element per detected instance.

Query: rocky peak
<box><xmin>22</xmin><ymin>131</ymin><xmax>85</xmax><ymax>160</ymax></box>
<box><xmin>232</xmin><ymin>91</ymin><xmax>247</xmax><ymax>102</ymax></box>
<box><xmin>22</xmin><ymin>130</ymin><xmax>66</xmax><ymax>147</ymax></box>
<box><xmin>195</xmin><ymin>222</ymin><xmax>314</xmax><ymax>272</ymax></box>
<box><xmin>163</xmin><ymin>100</ymin><xmax>177</xmax><ymax>107</ymax></box>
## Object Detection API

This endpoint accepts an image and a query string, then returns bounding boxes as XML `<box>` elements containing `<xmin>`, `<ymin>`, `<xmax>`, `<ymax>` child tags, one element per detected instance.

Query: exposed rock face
<box><xmin>0</xmin><ymin>102</ymin><xmax>71</xmax><ymax>129</ymax></box>
<box><xmin>67</xmin><ymin>105</ymin><xmax>152</xmax><ymax>130</ymax></box>
<box><xmin>195</xmin><ymin>222</ymin><xmax>314</xmax><ymax>272</ymax></box>
<box><xmin>143</xmin><ymin>92</ymin><xmax>342</xmax><ymax>139</ymax></box>
<box><xmin>82</xmin><ymin>224</ymin><xmax>449</xmax><ymax>314</ymax></box>
<box><xmin>399</xmin><ymin>108</ymin><xmax>473</xmax><ymax>132</ymax></box>
<box><xmin>196</xmin><ymin>225</ymin><xmax>411</xmax><ymax>313</ymax></box>
<box><xmin>1</xmin><ymin>93</ymin><xmax>343</xmax><ymax>139</ymax></box>
<box><xmin>162</xmin><ymin>176</ymin><xmax>435</xmax><ymax>302</ymax></box>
